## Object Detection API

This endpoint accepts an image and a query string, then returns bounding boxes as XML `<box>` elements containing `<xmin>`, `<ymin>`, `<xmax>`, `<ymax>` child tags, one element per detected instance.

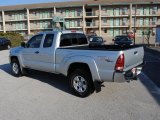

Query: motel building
<box><xmin>0</xmin><ymin>0</ymin><xmax>160</xmax><ymax>44</ymax></box>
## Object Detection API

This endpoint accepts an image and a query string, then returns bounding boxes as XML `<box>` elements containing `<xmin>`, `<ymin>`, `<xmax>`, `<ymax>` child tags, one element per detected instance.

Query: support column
<box><xmin>2</xmin><ymin>10</ymin><xmax>6</xmax><ymax>33</ymax></box>
<box><xmin>99</xmin><ymin>4</ymin><xmax>102</xmax><ymax>36</ymax></box>
<box><xmin>82</xmin><ymin>5</ymin><xmax>86</xmax><ymax>33</ymax></box>
<box><xmin>54</xmin><ymin>6</ymin><xmax>56</xmax><ymax>15</ymax></box>
<box><xmin>26</xmin><ymin>8</ymin><xmax>30</xmax><ymax>35</ymax></box>
<box><xmin>129</xmin><ymin>3</ymin><xmax>132</xmax><ymax>31</ymax></box>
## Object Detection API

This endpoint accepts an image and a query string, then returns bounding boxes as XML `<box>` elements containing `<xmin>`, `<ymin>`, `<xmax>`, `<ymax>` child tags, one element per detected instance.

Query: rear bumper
<box><xmin>113</xmin><ymin>63</ymin><xmax>144</xmax><ymax>82</ymax></box>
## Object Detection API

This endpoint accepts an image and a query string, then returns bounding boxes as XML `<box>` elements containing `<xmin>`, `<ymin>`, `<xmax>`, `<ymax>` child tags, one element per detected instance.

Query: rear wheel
<box><xmin>69</xmin><ymin>69</ymin><xmax>93</xmax><ymax>97</ymax></box>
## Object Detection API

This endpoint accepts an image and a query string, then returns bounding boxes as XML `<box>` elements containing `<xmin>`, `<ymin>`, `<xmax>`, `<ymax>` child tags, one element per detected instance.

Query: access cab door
<box><xmin>21</xmin><ymin>33</ymin><xmax>55</xmax><ymax>73</ymax></box>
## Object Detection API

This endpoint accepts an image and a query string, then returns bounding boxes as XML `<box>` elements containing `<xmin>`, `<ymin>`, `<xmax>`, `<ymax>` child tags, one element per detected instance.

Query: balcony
<box><xmin>101</xmin><ymin>22</ymin><xmax>129</xmax><ymax>28</ymax></box>
<box><xmin>0</xmin><ymin>17</ymin><xmax>2</xmax><ymax>22</ymax></box>
<box><xmin>5</xmin><ymin>16</ymin><xmax>27</xmax><ymax>21</ymax></box>
<box><xmin>86</xmin><ymin>22</ymin><xmax>98</xmax><ymax>28</ymax></box>
<box><xmin>66</xmin><ymin>21</ymin><xmax>82</xmax><ymax>29</ymax></box>
<box><xmin>65</xmin><ymin>12</ymin><xmax>82</xmax><ymax>18</ymax></box>
<box><xmin>132</xmin><ymin>21</ymin><xmax>158</xmax><ymax>27</ymax></box>
<box><xmin>29</xmin><ymin>14</ymin><xmax>53</xmax><ymax>20</ymax></box>
<box><xmin>5</xmin><ymin>25</ymin><xmax>28</xmax><ymax>31</ymax></box>
<box><xmin>101</xmin><ymin>13</ymin><xmax>129</xmax><ymax>17</ymax></box>
<box><xmin>0</xmin><ymin>26</ymin><xmax>3</xmax><ymax>31</ymax></box>
<box><xmin>30</xmin><ymin>25</ymin><xmax>52</xmax><ymax>30</ymax></box>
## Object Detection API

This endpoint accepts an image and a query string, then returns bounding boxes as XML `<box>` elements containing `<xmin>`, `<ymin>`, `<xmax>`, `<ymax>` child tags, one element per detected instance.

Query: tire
<box><xmin>69</xmin><ymin>69</ymin><xmax>93</xmax><ymax>97</ymax></box>
<box><xmin>11</xmin><ymin>59</ymin><xmax>22</xmax><ymax>77</ymax></box>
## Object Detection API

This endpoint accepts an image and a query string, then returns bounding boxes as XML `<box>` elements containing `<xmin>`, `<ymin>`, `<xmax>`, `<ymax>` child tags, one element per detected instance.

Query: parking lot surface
<box><xmin>0</xmin><ymin>50</ymin><xmax>160</xmax><ymax>120</ymax></box>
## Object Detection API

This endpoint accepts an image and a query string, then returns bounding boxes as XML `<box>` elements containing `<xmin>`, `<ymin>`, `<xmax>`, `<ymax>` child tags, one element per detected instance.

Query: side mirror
<box><xmin>112</xmin><ymin>39</ymin><xmax>115</xmax><ymax>41</ymax></box>
<box><xmin>21</xmin><ymin>42</ymin><xmax>26</xmax><ymax>48</ymax></box>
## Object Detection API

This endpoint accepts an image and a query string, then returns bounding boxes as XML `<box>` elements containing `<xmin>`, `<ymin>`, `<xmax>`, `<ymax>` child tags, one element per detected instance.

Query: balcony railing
<box><xmin>6</xmin><ymin>26</ymin><xmax>28</xmax><ymax>31</ymax></box>
<box><xmin>86</xmin><ymin>22</ymin><xmax>98</xmax><ymax>27</ymax></box>
<box><xmin>86</xmin><ymin>12</ymin><xmax>97</xmax><ymax>16</ymax></box>
<box><xmin>30</xmin><ymin>25</ymin><xmax>52</xmax><ymax>30</ymax></box>
<box><xmin>30</xmin><ymin>14</ymin><xmax>53</xmax><ymax>20</ymax></box>
<box><xmin>57</xmin><ymin>12</ymin><xmax>82</xmax><ymax>18</ymax></box>
<box><xmin>5</xmin><ymin>16</ymin><xmax>27</xmax><ymax>21</ymax></box>
<box><xmin>101</xmin><ymin>13</ymin><xmax>129</xmax><ymax>17</ymax></box>
<box><xmin>101</xmin><ymin>22</ymin><xmax>129</xmax><ymax>27</ymax></box>
<box><xmin>131</xmin><ymin>21</ymin><xmax>158</xmax><ymax>27</ymax></box>
<box><xmin>0</xmin><ymin>26</ymin><xmax>3</xmax><ymax>30</ymax></box>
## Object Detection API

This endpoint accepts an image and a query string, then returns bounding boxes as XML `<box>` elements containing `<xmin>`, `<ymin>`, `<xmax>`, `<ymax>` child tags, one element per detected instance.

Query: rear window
<box><xmin>60</xmin><ymin>33</ymin><xmax>88</xmax><ymax>47</ymax></box>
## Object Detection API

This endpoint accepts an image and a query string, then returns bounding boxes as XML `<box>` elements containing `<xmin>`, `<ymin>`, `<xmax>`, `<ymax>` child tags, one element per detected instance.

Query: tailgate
<box><xmin>123</xmin><ymin>46</ymin><xmax>144</xmax><ymax>71</ymax></box>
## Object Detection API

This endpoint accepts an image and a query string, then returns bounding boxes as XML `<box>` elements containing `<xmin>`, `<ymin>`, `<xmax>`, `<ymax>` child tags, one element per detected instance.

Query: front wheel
<box><xmin>11</xmin><ymin>59</ymin><xmax>22</xmax><ymax>77</ymax></box>
<box><xmin>69</xmin><ymin>69</ymin><xmax>93</xmax><ymax>97</ymax></box>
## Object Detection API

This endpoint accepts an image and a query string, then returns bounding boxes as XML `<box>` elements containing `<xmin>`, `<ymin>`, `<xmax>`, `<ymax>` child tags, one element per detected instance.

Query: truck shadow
<box><xmin>138</xmin><ymin>73</ymin><xmax>160</xmax><ymax>106</ymax></box>
<box><xmin>0</xmin><ymin>63</ymin><xmax>74</xmax><ymax>96</ymax></box>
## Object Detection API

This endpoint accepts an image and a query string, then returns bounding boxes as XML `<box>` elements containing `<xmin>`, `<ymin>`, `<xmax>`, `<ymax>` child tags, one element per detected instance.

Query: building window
<box><xmin>122</xmin><ymin>18</ymin><xmax>127</xmax><ymax>26</ymax></box>
<box><xmin>102</xmin><ymin>8</ymin><xmax>107</xmax><ymax>14</ymax></box>
<box><xmin>122</xmin><ymin>7</ymin><xmax>127</xmax><ymax>15</ymax></box>
<box><xmin>122</xmin><ymin>29</ymin><xmax>127</xmax><ymax>34</ymax></box>
<box><xmin>152</xmin><ymin>17</ymin><xmax>157</xmax><ymax>25</ymax></box>
<box><xmin>114</xmin><ymin>8</ymin><xmax>120</xmax><ymax>16</ymax></box>
<box><xmin>152</xmin><ymin>6</ymin><xmax>158</xmax><ymax>15</ymax></box>
<box><xmin>139</xmin><ymin>18</ymin><xmax>144</xmax><ymax>26</ymax></box>
<box><xmin>102</xmin><ymin>18</ymin><xmax>107</xmax><ymax>26</ymax></box>
<box><xmin>65</xmin><ymin>10</ymin><xmax>69</xmax><ymax>17</ymax></box>
<box><xmin>77</xmin><ymin>9</ymin><xmax>82</xmax><ymax>16</ymax></box>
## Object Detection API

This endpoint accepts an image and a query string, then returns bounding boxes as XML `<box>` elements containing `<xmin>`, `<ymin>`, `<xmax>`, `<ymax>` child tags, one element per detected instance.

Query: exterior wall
<box><xmin>0</xmin><ymin>3</ymin><xmax>160</xmax><ymax>44</ymax></box>
<box><xmin>0</xmin><ymin>13</ymin><xmax>3</xmax><ymax>31</ymax></box>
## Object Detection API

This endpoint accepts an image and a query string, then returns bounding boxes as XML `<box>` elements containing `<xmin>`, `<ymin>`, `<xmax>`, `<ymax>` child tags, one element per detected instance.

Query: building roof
<box><xmin>0</xmin><ymin>0</ymin><xmax>159</xmax><ymax>11</ymax></box>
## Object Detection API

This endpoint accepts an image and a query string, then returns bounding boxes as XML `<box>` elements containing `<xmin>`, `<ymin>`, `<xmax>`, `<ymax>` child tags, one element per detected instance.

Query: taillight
<box><xmin>115</xmin><ymin>54</ymin><xmax>125</xmax><ymax>71</ymax></box>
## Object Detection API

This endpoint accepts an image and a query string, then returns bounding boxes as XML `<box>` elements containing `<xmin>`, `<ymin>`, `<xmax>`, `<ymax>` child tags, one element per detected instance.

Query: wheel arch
<box><xmin>68</xmin><ymin>62</ymin><xmax>91</xmax><ymax>77</ymax></box>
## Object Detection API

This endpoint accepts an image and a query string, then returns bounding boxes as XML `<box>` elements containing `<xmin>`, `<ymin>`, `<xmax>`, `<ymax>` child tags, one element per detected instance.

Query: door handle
<box><xmin>134</xmin><ymin>51</ymin><xmax>138</xmax><ymax>55</ymax></box>
<box><xmin>35</xmin><ymin>51</ymin><xmax>39</xmax><ymax>54</ymax></box>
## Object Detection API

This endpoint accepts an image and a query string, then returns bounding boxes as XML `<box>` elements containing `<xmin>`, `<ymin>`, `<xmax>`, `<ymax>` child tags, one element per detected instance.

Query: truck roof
<box><xmin>38</xmin><ymin>30</ymin><xmax>84</xmax><ymax>34</ymax></box>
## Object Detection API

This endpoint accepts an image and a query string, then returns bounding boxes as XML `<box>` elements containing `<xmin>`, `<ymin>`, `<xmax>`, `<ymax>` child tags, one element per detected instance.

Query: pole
<box><xmin>134</xmin><ymin>4</ymin><xmax>137</xmax><ymax>45</ymax></box>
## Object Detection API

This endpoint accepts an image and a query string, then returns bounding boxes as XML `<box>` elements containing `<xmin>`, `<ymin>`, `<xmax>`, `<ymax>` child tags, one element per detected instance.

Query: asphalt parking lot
<box><xmin>0</xmin><ymin>50</ymin><xmax>160</xmax><ymax>120</ymax></box>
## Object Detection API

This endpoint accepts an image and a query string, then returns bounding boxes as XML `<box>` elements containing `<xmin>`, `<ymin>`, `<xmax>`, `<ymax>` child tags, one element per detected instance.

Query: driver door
<box><xmin>21</xmin><ymin>34</ymin><xmax>44</xmax><ymax>70</ymax></box>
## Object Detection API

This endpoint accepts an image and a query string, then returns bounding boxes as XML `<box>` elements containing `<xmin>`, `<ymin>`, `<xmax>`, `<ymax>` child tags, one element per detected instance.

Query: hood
<box><xmin>10</xmin><ymin>46</ymin><xmax>24</xmax><ymax>55</ymax></box>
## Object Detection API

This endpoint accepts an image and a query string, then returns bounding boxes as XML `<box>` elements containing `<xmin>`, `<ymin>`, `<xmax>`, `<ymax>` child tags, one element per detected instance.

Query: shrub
<box><xmin>0</xmin><ymin>32</ymin><xmax>24</xmax><ymax>47</ymax></box>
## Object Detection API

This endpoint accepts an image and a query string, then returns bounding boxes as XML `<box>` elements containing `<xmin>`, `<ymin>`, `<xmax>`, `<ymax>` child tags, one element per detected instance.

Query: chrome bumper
<box><xmin>113</xmin><ymin>64</ymin><xmax>143</xmax><ymax>82</ymax></box>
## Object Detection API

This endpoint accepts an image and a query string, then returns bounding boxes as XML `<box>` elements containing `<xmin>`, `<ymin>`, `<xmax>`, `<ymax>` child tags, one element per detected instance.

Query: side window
<box><xmin>27</xmin><ymin>34</ymin><xmax>43</xmax><ymax>48</ymax></box>
<box><xmin>43</xmin><ymin>34</ymin><xmax>54</xmax><ymax>48</ymax></box>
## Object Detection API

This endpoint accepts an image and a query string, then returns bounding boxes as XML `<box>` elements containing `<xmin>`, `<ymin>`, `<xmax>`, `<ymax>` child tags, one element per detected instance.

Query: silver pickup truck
<box><xmin>9</xmin><ymin>30</ymin><xmax>144</xmax><ymax>97</ymax></box>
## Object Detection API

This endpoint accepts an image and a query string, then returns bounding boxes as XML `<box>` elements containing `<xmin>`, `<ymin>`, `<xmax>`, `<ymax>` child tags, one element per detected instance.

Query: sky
<box><xmin>0</xmin><ymin>0</ymin><xmax>75</xmax><ymax>6</ymax></box>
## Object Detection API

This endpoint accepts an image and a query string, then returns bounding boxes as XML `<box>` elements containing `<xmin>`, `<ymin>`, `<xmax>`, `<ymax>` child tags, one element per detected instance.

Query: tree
<box><xmin>142</xmin><ymin>28</ymin><xmax>151</xmax><ymax>47</ymax></box>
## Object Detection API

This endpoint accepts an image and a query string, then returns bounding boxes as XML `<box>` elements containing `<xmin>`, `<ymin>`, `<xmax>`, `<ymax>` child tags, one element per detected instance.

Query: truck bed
<box><xmin>59</xmin><ymin>45</ymin><xmax>143</xmax><ymax>51</ymax></box>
